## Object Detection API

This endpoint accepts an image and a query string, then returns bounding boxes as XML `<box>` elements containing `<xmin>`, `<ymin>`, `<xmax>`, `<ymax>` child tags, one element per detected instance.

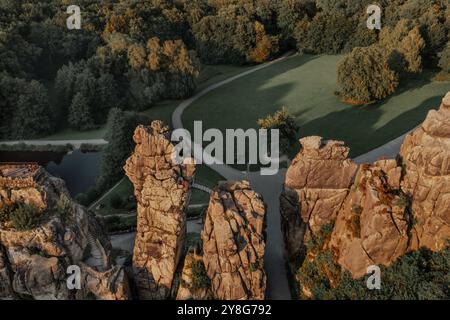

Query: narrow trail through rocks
<box><xmin>169</xmin><ymin>51</ymin><xmax>412</xmax><ymax>300</ymax></box>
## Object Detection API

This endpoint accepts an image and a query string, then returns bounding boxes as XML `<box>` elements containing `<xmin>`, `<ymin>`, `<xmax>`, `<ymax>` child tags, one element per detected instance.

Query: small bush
<box><xmin>257</xmin><ymin>107</ymin><xmax>299</xmax><ymax>154</ymax></box>
<box><xmin>10</xmin><ymin>204</ymin><xmax>39</xmax><ymax>231</ymax></box>
<box><xmin>351</xmin><ymin>204</ymin><xmax>363</xmax><ymax>214</ymax></box>
<box><xmin>109</xmin><ymin>194</ymin><xmax>123</xmax><ymax>209</ymax></box>
<box><xmin>191</xmin><ymin>260</ymin><xmax>211</xmax><ymax>291</ymax></box>
<box><xmin>57</xmin><ymin>194</ymin><xmax>73</xmax><ymax>223</ymax></box>
<box><xmin>75</xmin><ymin>193</ymin><xmax>89</xmax><ymax>206</ymax></box>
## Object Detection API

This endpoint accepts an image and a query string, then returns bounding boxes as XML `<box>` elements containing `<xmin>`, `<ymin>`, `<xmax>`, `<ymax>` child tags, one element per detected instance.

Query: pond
<box><xmin>0</xmin><ymin>150</ymin><xmax>102</xmax><ymax>196</ymax></box>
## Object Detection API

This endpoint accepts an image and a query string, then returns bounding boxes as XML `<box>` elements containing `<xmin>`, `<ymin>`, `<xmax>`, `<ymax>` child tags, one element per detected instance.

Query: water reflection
<box><xmin>0</xmin><ymin>150</ymin><xmax>102</xmax><ymax>196</ymax></box>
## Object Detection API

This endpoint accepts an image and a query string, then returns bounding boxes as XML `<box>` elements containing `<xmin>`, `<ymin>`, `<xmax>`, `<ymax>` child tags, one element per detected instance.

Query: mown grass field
<box><xmin>183</xmin><ymin>54</ymin><xmax>450</xmax><ymax>158</ymax></box>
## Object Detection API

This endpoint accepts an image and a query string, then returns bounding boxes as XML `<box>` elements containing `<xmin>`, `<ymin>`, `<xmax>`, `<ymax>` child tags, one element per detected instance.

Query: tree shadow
<box><xmin>293</xmin><ymin>94</ymin><xmax>444</xmax><ymax>159</ymax></box>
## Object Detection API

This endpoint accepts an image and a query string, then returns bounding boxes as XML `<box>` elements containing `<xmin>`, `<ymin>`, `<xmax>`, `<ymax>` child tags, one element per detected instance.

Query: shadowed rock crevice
<box><xmin>202</xmin><ymin>181</ymin><xmax>267</xmax><ymax>300</ymax></box>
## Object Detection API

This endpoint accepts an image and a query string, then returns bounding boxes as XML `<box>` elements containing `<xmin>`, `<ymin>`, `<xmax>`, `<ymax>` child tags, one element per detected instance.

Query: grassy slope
<box><xmin>183</xmin><ymin>54</ymin><xmax>450</xmax><ymax>158</ymax></box>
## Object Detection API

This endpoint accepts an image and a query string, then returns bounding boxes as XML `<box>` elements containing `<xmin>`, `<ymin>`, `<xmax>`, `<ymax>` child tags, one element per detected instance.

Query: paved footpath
<box><xmin>169</xmin><ymin>50</ymin><xmax>417</xmax><ymax>299</ymax></box>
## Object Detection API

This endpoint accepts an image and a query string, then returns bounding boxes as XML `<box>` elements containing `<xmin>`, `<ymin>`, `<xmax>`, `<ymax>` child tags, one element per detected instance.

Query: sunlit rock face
<box><xmin>280</xmin><ymin>137</ymin><xmax>358</xmax><ymax>264</ymax></box>
<box><xmin>0</xmin><ymin>164</ymin><xmax>130</xmax><ymax>300</ymax></box>
<box><xmin>176</xmin><ymin>250</ymin><xmax>212</xmax><ymax>300</ymax></box>
<box><xmin>281</xmin><ymin>92</ymin><xmax>450</xmax><ymax>279</ymax></box>
<box><xmin>124</xmin><ymin>121</ymin><xmax>195</xmax><ymax>300</ymax></box>
<box><xmin>399</xmin><ymin>92</ymin><xmax>450</xmax><ymax>252</ymax></box>
<box><xmin>202</xmin><ymin>181</ymin><xmax>267</xmax><ymax>300</ymax></box>
<box><xmin>329</xmin><ymin>160</ymin><xmax>410</xmax><ymax>278</ymax></box>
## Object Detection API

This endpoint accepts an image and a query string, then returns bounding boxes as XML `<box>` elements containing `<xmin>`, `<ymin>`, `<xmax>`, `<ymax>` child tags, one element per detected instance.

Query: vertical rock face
<box><xmin>202</xmin><ymin>181</ymin><xmax>267</xmax><ymax>300</ymax></box>
<box><xmin>124</xmin><ymin>121</ymin><xmax>195</xmax><ymax>300</ymax></box>
<box><xmin>280</xmin><ymin>137</ymin><xmax>358</xmax><ymax>262</ymax></box>
<box><xmin>281</xmin><ymin>93</ymin><xmax>450</xmax><ymax>281</ymax></box>
<box><xmin>400</xmin><ymin>92</ymin><xmax>450</xmax><ymax>252</ymax></box>
<box><xmin>329</xmin><ymin>160</ymin><xmax>410</xmax><ymax>278</ymax></box>
<box><xmin>0</xmin><ymin>164</ymin><xmax>130</xmax><ymax>300</ymax></box>
<box><xmin>176</xmin><ymin>250</ymin><xmax>212</xmax><ymax>300</ymax></box>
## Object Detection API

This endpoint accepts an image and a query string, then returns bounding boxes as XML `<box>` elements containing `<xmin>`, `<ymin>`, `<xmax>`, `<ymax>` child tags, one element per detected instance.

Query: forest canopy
<box><xmin>0</xmin><ymin>0</ymin><xmax>448</xmax><ymax>139</ymax></box>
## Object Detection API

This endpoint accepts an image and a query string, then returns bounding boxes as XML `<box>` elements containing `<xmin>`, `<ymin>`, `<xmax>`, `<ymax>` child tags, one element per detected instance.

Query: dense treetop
<box><xmin>0</xmin><ymin>0</ymin><xmax>449</xmax><ymax>139</ymax></box>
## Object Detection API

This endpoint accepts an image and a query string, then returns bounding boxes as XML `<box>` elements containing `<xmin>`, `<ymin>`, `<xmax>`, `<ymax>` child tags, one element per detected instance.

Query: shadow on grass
<box><xmin>293</xmin><ymin>94</ymin><xmax>443</xmax><ymax>159</ymax></box>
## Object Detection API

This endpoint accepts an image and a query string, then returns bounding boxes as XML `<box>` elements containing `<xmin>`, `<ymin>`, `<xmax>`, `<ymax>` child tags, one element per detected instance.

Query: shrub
<box><xmin>257</xmin><ymin>107</ymin><xmax>299</xmax><ymax>154</ymax></box>
<box><xmin>296</xmin><ymin>239</ymin><xmax>450</xmax><ymax>300</ymax></box>
<box><xmin>191</xmin><ymin>260</ymin><xmax>211</xmax><ymax>291</ymax></box>
<box><xmin>75</xmin><ymin>193</ymin><xmax>89</xmax><ymax>206</ymax></box>
<box><xmin>109</xmin><ymin>194</ymin><xmax>123</xmax><ymax>209</ymax></box>
<box><xmin>57</xmin><ymin>194</ymin><xmax>73</xmax><ymax>223</ymax></box>
<box><xmin>10</xmin><ymin>204</ymin><xmax>39</xmax><ymax>231</ymax></box>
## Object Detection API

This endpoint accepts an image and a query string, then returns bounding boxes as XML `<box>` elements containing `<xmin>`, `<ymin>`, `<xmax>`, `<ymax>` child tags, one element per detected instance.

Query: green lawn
<box><xmin>183</xmin><ymin>54</ymin><xmax>450</xmax><ymax>158</ymax></box>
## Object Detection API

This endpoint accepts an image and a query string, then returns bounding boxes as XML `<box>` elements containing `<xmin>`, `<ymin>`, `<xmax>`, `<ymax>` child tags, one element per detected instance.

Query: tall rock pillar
<box><xmin>124</xmin><ymin>121</ymin><xmax>195</xmax><ymax>299</ymax></box>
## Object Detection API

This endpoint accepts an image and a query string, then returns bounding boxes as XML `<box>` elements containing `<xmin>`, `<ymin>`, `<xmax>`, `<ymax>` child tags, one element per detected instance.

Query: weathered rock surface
<box><xmin>280</xmin><ymin>137</ymin><xmax>358</xmax><ymax>262</ymax></box>
<box><xmin>280</xmin><ymin>93</ymin><xmax>450</xmax><ymax>278</ymax></box>
<box><xmin>0</xmin><ymin>164</ymin><xmax>67</xmax><ymax>212</ymax></box>
<box><xmin>330</xmin><ymin>160</ymin><xmax>410</xmax><ymax>278</ymax></box>
<box><xmin>202</xmin><ymin>181</ymin><xmax>267</xmax><ymax>300</ymax></box>
<box><xmin>0</xmin><ymin>164</ymin><xmax>130</xmax><ymax>300</ymax></box>
<box><xmin>176</xmin><ymin>250</ymin><xmax>212</xmax><ymax>300</ymax></box>
<box><xmin>400</xmin><ymin>92</ymin><xmax>450</xmax><ymax>252</ymax></box>
<box><xmin>282</xmin><ymin>93</ymin><xmax>450</xmax><ymax>280</ymax></box>
<box><xmin>124</xmin><ymin>121</ymin><xmax>195</xmax><ymax>300</ymax></box>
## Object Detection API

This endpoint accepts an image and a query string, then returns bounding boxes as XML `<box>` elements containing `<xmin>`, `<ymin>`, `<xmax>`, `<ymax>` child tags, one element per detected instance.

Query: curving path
<box><xmin>172</xmin><ymin>52</ymin><xmax>294</xmax><ymax>300</ymax></box>
<box><xmin>169</xmin><ymin>50</ymin><xmax>415</xmax><ymax>300</ymax></box>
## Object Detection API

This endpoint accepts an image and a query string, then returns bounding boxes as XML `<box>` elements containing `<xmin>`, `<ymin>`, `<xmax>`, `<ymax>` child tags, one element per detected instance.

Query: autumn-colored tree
<box><xmin>258</xmin><ymin>107</ymin><xmax>299</xmax><ymax>154</ymax></box>
<box><xmin>380</xmin><ymin>20</ymin><xmax>426</xmax><ymax>74</ymax></box>
<box><xmin>248</xmin><ymin>21</ymin><xmax>279</xmax><ymax>63</ymax></box>
<box><xmin>338</xmin><ymin>46</ymin><xmax>399</xmax><ymax>104</ymax></box>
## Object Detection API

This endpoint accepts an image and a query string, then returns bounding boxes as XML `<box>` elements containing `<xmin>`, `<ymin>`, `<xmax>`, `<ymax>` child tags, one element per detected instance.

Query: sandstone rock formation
<box><xmin>280</xmin><ymin>136</ymin><xmax>358</xmax><ymax>263</ymax></box>
<box><xmin>0</xmin><ymin>164</ymin><xmax>66</xmax><ymax>212</ymax></box>
<box><xmin>202</xmin><ymin>181</ymin><xmax>267</xmax><ymax>300</ymax></box>
<box><xmin>124</xmin><ymin>121</ymin><xmax>195</xmax><ymax>300</ymax></box>
<box><xmin>400</xmin><ymin>92</ymin><xmax>450</xmax><ymax>252</ymax></box>
<box><xmin>0</xmin><ymin>164</ymin><xmax>131</xmax><ymax>300</ymax></box>
<box><xmin>329</xmin><ymin>160</ymin><xmax>410</xmax><ymax>278</ymax></box>
<box><xmin>176</xmin><ymin>250</ymin><xmax>212</xmax><ymax>300</ymax></box>
<box><xmin>282</xmin><ymin>93</ymin><xmax>450</xmax><ymax>280</ymax></box>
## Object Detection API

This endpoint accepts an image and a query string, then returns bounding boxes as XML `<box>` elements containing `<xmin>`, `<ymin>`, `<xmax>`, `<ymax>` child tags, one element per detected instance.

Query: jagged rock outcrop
<box><xmin>281</xmin><ymin>93</ymin><xmax>450</xmax><ymax>281</ymax></box>
<box><xmin>400</xmin><ymin>92</ymin><xmax>450</xmax><ymax>252</ymax></box>
<box><xmin>176</xmin><ymin>250</ymin><xmax>212</xmax><ymax>300</ymax></box>
<box><xmin>0</xmin><ymin>164</ymin><xmax>66</xmax><ymax>211</ymax></box>
<box><xmin>0</xmin><ymin>164</ymin><xmax>131</xmax><ymax>300</ymax></box>
<box><xmin>329</xmin><ymin>160</ymin><xmax>410</xmax><ymax>278</ymax></box>
<box><xmin>280</xmin><ymin>137</ymin><xmax>358</xmax><ymax>262</ymax></box>
<box><xmin>124</xmin><ymin>121</ymin><xmax>195</xmax><ymax>300</ymax></box>
<box><xmin>76</xmin><ymin>263</ymin><xmax>130</xmax><ymax>300</ymax></box>
<box><xmin>202</xmin><ymin>181</ymin><xmax>266</xmax><ymax>300</ymax></box>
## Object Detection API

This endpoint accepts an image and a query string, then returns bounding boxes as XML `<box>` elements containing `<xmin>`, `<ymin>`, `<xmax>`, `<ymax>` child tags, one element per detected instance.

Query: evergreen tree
<box><xmin>12</xmin><ymin>80</ymin><xmax>53</xmax><ymax>139</ymax></box>
<box><xmin>68</xmin><ymin>92</ymin><xmax>95</xmax><ymax>131</ymax></box>
<box><xmin>97</xmin><ymin>108</ymin><xmax>149</xmax><ymax>190</ymax></box>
